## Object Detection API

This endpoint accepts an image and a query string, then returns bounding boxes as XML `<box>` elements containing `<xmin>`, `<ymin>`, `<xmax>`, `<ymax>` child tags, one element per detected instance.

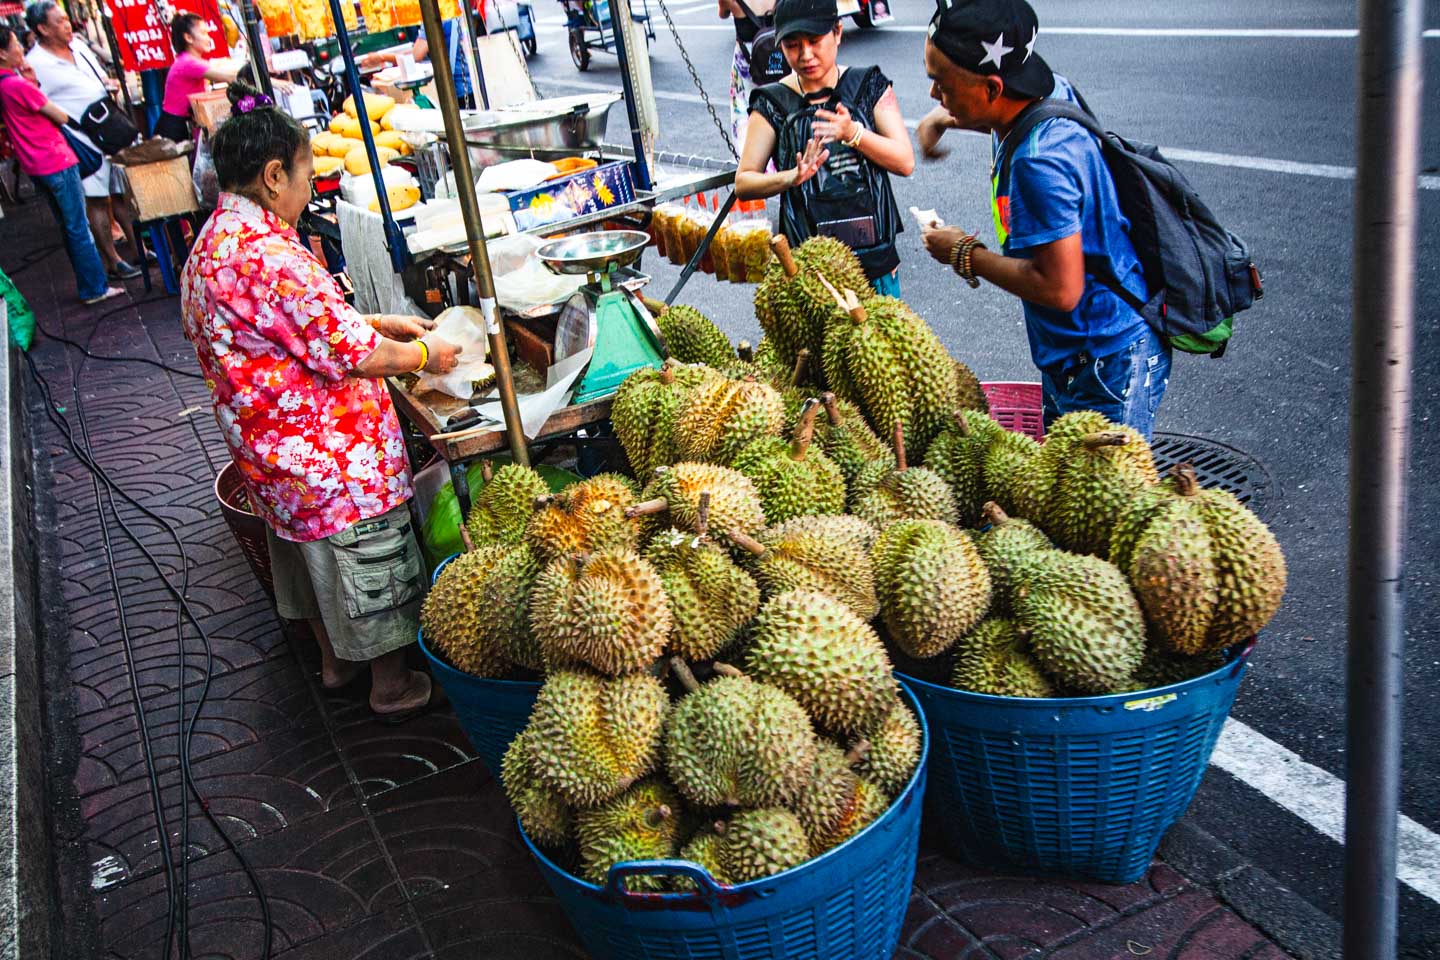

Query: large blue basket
<box><xmin>900</xmin><ymin>652</ymin><xmax>1248</xmax><ymax>884</ymax></box>
<box><xmin>520</xmin><ymin>682</ymin><xmax>930</xmax><ymax>960</ymax></box>
<box><xmin>418</xmin><ymin>554</ymin><xmax>540</xmax><ymax>775</ymax></box>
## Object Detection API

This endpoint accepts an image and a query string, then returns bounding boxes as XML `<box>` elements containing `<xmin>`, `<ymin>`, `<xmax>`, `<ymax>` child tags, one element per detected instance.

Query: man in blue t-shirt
<box><xmin>915</xmin><ymin>0</ymin><xmax>1170</xmax><ymax>439</ymax></box>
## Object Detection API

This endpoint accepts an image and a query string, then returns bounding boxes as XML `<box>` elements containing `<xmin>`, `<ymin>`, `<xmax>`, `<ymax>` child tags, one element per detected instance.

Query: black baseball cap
<box><xmin>928</xmin><ymin>0</ymin><xmax>1055</xmax><ymax>99</ymax></box>
<box><xmin>774</xmin><ymin>0</ymin><xmax>839</xmax><ymax>42</ymax></box>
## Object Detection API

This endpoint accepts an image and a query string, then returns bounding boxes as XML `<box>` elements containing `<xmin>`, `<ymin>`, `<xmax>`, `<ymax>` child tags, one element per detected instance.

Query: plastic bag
<box><xmin>414</xmin><ymin>305</ymin><xmax>495</xmax><ymax>399</ymax></box>
<box><xmin>1</xmin><ymin>266</ymin><xmax>35</xmax><ymax>350</ymax></box>
<box><xmin>728</xmin><ymin>204</ymin><xmax>774</xmax><ymax>283</ymax></box>
<box><xmin>420</xmin><ymin>457</ymin><xmax>583</xmax><ymax>572</ymax></box>
<box><xmin>489</xmin><ymin>233</ymin><xmax>586</xmax><ymax>313</ymax></box>
<box><xmin>191</xmin><ymin>135</ymin><xmax>219</xmax><ymax>210</ymax></box>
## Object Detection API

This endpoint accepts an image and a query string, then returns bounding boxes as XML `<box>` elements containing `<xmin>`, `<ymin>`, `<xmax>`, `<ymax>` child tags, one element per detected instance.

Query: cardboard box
<box><xmin>507</xmin><ymin>161</ymin><xmax>636</xmax><ymax>231</ymax></box>
<box><xmin>189</xmin><ymin>88</ymin><xmax>232</xmax><ymax>133</ymax></box>
<box><xmin>120</xmin><ymin>156</ymin><xmax>199</xmax><ymax>221</ymax></box>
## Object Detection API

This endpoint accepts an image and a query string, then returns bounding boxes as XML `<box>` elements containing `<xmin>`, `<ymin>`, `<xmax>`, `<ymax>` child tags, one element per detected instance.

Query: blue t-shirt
<box><xmin>992</xmin><ymin>75</ymin><xmax>1147</xmax><ymax>372</ymax></box>
<box><xmin>442</xmin><ymin>18</ymin><xmax>473</xmax><ymax>97</ymax></box>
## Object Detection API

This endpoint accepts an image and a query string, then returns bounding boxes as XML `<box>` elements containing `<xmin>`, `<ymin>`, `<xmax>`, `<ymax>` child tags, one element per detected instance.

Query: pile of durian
<box><xmin>419</xmin><ymin>234</ymin><xmax>1287</xmax><ymax>887</ymax></box>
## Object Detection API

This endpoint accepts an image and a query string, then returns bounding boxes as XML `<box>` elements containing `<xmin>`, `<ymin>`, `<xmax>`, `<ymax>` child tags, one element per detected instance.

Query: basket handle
<box><xmin>1229</xmin><ymin>638</ymin><xmax>1258</xmax><ymax>678</ymax></box>
<box><xmin>603</xmin><ymin>859</ymin><xmax>725</xmax><ymax>900</ymax></box>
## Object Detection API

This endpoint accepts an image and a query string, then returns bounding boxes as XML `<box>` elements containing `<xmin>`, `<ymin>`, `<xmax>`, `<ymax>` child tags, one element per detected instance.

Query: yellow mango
<box><xmin>374</xmin><ymin>130</ymin><xmax>412</xmax><ymax>155</ymax></box>
<box><xmin>328</xmin><ymin>136</ymin><xmax>361</xmax><ymax>158</ymax></box>
<box><xmin>345</xmin><ymin>145</ymin><xmax>400</xmax><ymax>176</ymax></box>
<box><xmin>368</xmin><ymin>184</ymin><xmax>420</xmax><ymax>212</ymax></box>
<box><xmin>329</xmin><ymin>114</ymin><xmax>380</xmax><ymax>140</ymax></box>
<box><xmin>343</xmin><ymin>92</ymin><xmax>396</xmax><ymax>121</ymax></box>
<box><xmin>312</xmin><ymin>155</ymin><xmax>345</xmax><ymax>177</ymax></box>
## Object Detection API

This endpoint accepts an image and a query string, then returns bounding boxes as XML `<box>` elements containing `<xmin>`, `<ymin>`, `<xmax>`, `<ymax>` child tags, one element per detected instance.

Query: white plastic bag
<box><xmin>415</xmin><ymin>305</ymin><xmax>496</xmax><ymax>399</ymax></box>
<box><xmin>488</xmin><ymin>233</ymin><xmax>586</xmax><ymax>313</ymax></box>
<box><xmin>476</xmin><ymin>158</ymin><xmax>558</xmax><ymax>193</ymax></box>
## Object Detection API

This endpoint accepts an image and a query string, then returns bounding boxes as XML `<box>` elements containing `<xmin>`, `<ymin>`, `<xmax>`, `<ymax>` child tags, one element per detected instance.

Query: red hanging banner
<box><xmin>104</xmin><ymin>0</ymin><xmax>228</xmax><ymax>73</ymax></box>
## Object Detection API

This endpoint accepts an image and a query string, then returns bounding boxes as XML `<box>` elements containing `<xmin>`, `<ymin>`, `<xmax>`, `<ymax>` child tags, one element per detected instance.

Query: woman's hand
<box><xmin>791</xmin><ymin>136</ymin><xmax>830</xmax><ymax>189</ymax></box>
<box><xmin>422</xmin><ymin>335</ymin><xmax>463</xmax><ymax>374</ymax></box>
<box><xmin>917</xmin><ymin>106</ymin><xmax>955</xmax><ymax>161</ymax></box>
<box><xmin>371</xmin><ymin>314</ymin><xmax>435</xmax><ymax>341</ymax></box>
<box><xmin>922</xmin><ymin>223</ymin><xmax>967</xmax><ymax>265</ymax></box>
<box><xmin>813</xmin><ymin>104</ymin><xmax>858</xmax><ymax>145</ymax></box>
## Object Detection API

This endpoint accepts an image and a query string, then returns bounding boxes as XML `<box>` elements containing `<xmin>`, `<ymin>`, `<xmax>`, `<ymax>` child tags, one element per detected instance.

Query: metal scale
<box><xmin>537</xmin><ymin>230</ymin><xmax>665</xmax><ymax>404</ymax></box>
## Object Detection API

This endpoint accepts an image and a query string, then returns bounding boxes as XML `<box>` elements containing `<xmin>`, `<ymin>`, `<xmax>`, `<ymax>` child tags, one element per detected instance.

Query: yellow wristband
<box><xmin>413</xmin><ymin>339</ymin><xmax>429</xmax><ymax>373</ymax></box>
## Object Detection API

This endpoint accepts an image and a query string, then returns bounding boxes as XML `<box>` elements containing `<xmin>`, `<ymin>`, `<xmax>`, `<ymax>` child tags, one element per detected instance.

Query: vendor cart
<box><xmin>560</xmin><ymin>0</ymin><xmax>654</xmax><ymax>71</ymax></box>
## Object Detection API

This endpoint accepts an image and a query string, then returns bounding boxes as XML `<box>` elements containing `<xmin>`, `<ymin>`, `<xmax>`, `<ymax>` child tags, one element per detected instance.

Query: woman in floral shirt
<box><xmin>181</xmin><ymin>82</ymin><xmax>462</xmax><ymax>721</ymax></box>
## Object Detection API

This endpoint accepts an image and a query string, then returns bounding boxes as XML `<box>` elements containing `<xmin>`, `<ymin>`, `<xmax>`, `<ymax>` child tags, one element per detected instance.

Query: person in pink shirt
<box><xmin>0</xmin><ymin>25</ymin><xmax>120</xmax><ymax>303</ymax></box>
<box><xmin>154</xmin><ymin>13</ymin><xmax>242</xmax><ymax>142</ymax></box>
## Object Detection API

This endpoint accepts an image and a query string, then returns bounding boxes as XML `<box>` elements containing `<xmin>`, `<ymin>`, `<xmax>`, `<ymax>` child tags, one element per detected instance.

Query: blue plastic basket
<box><xmin>519</xmin><ymin>682</ymin><xmax>930</xmax><ymax>960</ymax></box>
<box><xmin>900</xmin><ymin>652</ymin><xmax>1249</xmax><ymax>884</ymax></box>
<box><xmin>418</xmin><ymin>554</ymin><xmax>540</xmax><ymax>776</ymax></box>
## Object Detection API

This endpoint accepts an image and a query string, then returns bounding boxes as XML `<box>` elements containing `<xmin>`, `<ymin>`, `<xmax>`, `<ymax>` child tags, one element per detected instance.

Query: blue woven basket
<box><xmin>520</xmin><ymin>682</ymin><xmax>930</xmax><ymax>960</ymax></box>
<box><xmin>900</xmin><ymin>652</ymin><xmax>1248</xmax><ymax>884</ymax></box>
<box><xmin>418</xmin><ymin>554</ymin><xmax>540</xmax><ymax>776</ymax></box>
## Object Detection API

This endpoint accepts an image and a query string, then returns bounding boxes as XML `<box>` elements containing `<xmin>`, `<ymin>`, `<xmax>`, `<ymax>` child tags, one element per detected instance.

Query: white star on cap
<box><xmin>978</xmin><ymin>32</ymin><xmax>1013</xmax><ymax>69</ymax></box>
<box><xmin>1023</xmin><ymin>26</ymin><xmax>1038</xmax><ymax>62</ymax></box>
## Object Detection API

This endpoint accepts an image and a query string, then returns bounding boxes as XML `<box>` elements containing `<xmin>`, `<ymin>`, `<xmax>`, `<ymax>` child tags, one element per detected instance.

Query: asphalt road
<box><xmin>513</xmin><ymin>0</ymin><xmax>1440</xmax><ymax>949</ymax></box>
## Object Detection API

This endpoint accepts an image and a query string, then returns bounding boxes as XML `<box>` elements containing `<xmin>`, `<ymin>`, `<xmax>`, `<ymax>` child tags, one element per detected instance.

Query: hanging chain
<box><xmin>652</xmin><ymin>0</ymin><xmax>738</xmax><ymax>159</ymax></box>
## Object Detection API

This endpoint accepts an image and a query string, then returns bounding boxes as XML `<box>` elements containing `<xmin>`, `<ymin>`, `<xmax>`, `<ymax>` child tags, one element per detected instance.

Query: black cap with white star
<box><xmin>928</xmin><ymin>0</ymin><xmax>1054</xmax><ymax>99</ymax></box>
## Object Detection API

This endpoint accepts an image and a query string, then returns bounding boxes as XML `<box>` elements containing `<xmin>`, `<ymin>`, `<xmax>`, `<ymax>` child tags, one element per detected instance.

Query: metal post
<box><xmin>240</xmin><ymin>0</ymin><xmax>274</xmax><ymax>99</ymax></box>
<box><xmin>1345</xmin><ymin>0</ymin><xmax>1421</xmax><ymax>957</ymax></box>
<box><xmin>607</xmin><ymin>0</ymin><xmax>652</xmax><ymax>191</ymax></box>
<box><xmin>418</xmin><ymin>0</ymin><xmax>530</xmax><ymax>467</ymax></box>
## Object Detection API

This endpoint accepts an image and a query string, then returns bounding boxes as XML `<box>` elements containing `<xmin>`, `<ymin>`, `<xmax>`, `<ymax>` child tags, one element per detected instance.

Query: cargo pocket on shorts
<box><xmin>335</xmin><ymin>520</ymin><xmax>425</xmax><ymax>619</ymax></box>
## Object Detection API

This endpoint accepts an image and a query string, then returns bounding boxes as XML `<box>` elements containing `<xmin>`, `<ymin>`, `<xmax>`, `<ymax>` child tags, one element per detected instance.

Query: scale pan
<box><xmin>537</xmin><ymin>230</ymin><xmax>651</xmax><ymax>275</ymax></box>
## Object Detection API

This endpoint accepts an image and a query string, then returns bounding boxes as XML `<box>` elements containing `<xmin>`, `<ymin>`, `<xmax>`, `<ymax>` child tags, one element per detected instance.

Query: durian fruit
<box><xmin>664</xmin><ymin>663</ymin><xmax>817</xmax><ymax>808</ymax></box>
<box><xmin>525</xmin><ymin>473</ymin><xmax>644</xmax><ymax>563</ymax></box>
<box><xmin>631</xmin><ymin>462</ymin><xmax>767</xmax><ymax>550</ymax></box>
<box><xmin>731</xmin><ymin>399</ymin><xmax>846</xmax><ymax>524</ymax></box>
<box><xmin>818</xmin><ymin>391</ymin><xmax>894</xmax><ymax>488</ymax></box>
<box><xmin>576</xmin><ymin>778</ymin><xmax>684</xmax><ymax>889</ymax></box>
<box><xmin>1110</xmin><ymin>463</ymin><xmax>1287</xmax><ymax>655</ymax></box>
<box><xmin>982</xmin><ymin>428</ymin><xmax>1042</xmax><ymax>517</ymax></box>
<box><xmin>976</xmin><ymin>502</ymin><xmax>1053</xmax><ymax>616</ymax></box>
<box><xmin>1012</xmin><ymin>550</ymin><xmax>1146</xmax><ymax>694</ymax></box>
<box><xmin>656</xmin><ymin>303</ymin><xmax>735</xmax><ymax>368</ymax></box>
<box><xmin>714</xmin><ymin>808</ymin><xmax>811</xmax><ymax>882</ymax></box>
<box><xmin>530</xmin><ymin>548</ymin><xmax>672</xmax><ymax>676</ymax></box>
<box><xmin>923</xmin><ymin>410</ymin><xmax>1007</xmax><ymax>525</ymax></box>
<box><xmin>727</xmin><ymin>339</ymin><xmax>791</xmax><ymax>388</ymax></box>
<box><xmin>676</xmin><ymin>823</ymin><xmax>729</xmax><ymax>885</ymax></box>
<box><xmin>951</xmin><ymin>617</ymin><xmax>1055</xmax><ymax>698</ymax></box>
<box><xmin>820</xmin><ymin>289</ymin><xmax>957</xmax><ymax>461</ymax></box>
<box><xmin>755</xmin><ymin>235</ymin><xmax>868</xmax><ymax>376</ymax></box>
<box><xmin>421</xmin><ymin>541</ymin><xmax>540</xmax><ymax>676</ymax></box>
<box><xmin>747</xmin><ymin>590</ymin><xmax>898</xmax><ymax>735</ymax></box>
<box><xmin>527</xmin><ymin>669</ymin><xmax>669</xmax><ymax>808</ymax></box>
<box><xmin>612</xmin><ymin>361</ymin><xmax>722</xmax><ymax>478</ymax></box>
<box><xmin>644</xmin><ymin>494</ymin><xmax>761</xmax><ymax>661</ymax></box>
<box><xmin>674</xmin><ymin>374</ymin><xmax>785</xmax><ymax>466</ymax></box>
<box><xmin>953</xmin><ymin>358</ymin><xmax>990</xmax><ymax>413</ymax></box>
<box><xmin>790</xmin><ymin>742</ymin><xmax>889</xmax><ymax>857</ymax></box>
<box><xmin>464</xmin><ymin>461</ymin><xmax>550</xmax><ymax>546</ymax></box>
<box><xmin>501</xmin><ymin>730</ymin><xmax>572</xmax><ymax>848</ymax></box>
<box><xmin>852</xmin><ymin>423</ymin><xmax>959</xmax><ymax>529</ymax></box>
<box><xmin>729</xmin><ymin>514</ymin><xmax>878</xmax><ymax>619</ymax></box>
<box><xmin>750</xmin><ymin>337</ymin><xmax>794</xmax><ymax>387</ymax></box>
<box><xmin>871</xmin><ymin>519</ymin><xmax>992</xmax><ymax>659</ymax></box>
<box><xmin>1128</xmin><ymin>645</ymin><xmax>1227</xmax><ymax>691</ymax></box>
<box><xmin>849</xmin><ymin>699</ymin><xmax>921</xmax><ymax>796</ymax></box>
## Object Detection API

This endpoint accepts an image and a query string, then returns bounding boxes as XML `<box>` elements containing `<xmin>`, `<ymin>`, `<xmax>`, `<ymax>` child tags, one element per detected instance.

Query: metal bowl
<box><xmin>463</xmin><ymin>93</ymin><xmax>620</xmax><ymax>153</ymax></box>
<box><xmin>537</xmin><ymin>230</ymin><xmax>651</xmax><ymax>275</ymax></box>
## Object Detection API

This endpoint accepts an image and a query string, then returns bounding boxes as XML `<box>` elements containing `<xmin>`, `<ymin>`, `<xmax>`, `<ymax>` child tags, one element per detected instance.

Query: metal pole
<box><xmin>240</xmin><ymin>0</ymin><xmax>274</xmax><ymax>99</ymax></box>
<box><xmin>607</xmin><ymin>0</ymin><xmax>651</xmax><ymax>190</ymax></box>
<box><xmin>418</xmin><ymin>0</ymin><xmax>530</xmax><ymax>467</ymax></box>
<box><xmin>1345</xmin><ymin>0</ymin><xmax>1421</xmax><ymax>956</ymax></box>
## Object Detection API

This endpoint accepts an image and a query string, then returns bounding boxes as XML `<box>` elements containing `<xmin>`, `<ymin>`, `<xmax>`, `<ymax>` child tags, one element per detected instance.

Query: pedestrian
<box><xmin>916</xmin><ymin>0</ymin><xmax>1169</xmax><ymax>439</ymax></box>
<box><xmin>180</xmin><ymin>81</ymin><xmax>464</xmax><ymax>722</ymax></box>
<box><xmin>25</xmin><ymin>0</ymin><xmax>142</xmax><ymax>281</ymax></box>
<box><xmin>0</xmin><ymin>25</ymin><xmax>123</xmax><ymax>304</ymax></box>
<box><xmin>154</xmin><ymin>12</ymin><xmax>251</xmax><ymax>142</ymax></box>
<box><xmin>361</xmin><ymin>9</ymin><xmax>480</xmax><ymax>109</ymax></box>
<box><xmin>733</xmin><ymin>0</ymin><xmax>913</xmax><ymax>296</ymax></box>
<box><xmin>717</xmin><ymin>0</ymin><xmax>776</xmax><ymax>153</ymax></box>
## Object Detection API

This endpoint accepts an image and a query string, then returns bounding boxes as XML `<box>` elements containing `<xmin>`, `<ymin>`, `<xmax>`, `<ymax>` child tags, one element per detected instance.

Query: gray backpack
<box><xmin>999</xmin><ymin>98</ymin><xmax>1264</xmax><ymax>357</ymax></box>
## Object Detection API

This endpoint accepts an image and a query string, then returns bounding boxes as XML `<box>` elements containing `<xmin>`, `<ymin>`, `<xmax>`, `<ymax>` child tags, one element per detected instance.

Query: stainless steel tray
<box><xmin>463</xmin><ymin>93</ymin><xmax>621</xmax><ymax>153</ymax></box>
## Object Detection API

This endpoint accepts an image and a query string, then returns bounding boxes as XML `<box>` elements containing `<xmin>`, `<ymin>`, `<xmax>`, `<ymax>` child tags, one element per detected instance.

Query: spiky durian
<box><xmin>817</xmin><ymin>391</ymin><xmax>894</xmax><ymax>487</ymax></box>
<box><xmin>501</xmin><ymin>730</ymin><xmax>572</xmax><ymax>847</ymax></box>
<box><xmin>632</xmin><ymin>462</ymin><xmax>767</xmax><ymax>550</ymax></box>
<box><xmin>674</xmin><ymin>374</ymin><xmax>785</xmax><ymax>466</ymax></box>
<box><xmin>953</xmin><ymin>358</ymin><xmax>990</xmax><ymax>413</ymax></box>
<box><xmin>730</xmin><ymin>514</ymin><xmax>878</xmax><ymax>619</ymax></box>
<box><xmin>464</xmin><ymin>462</ymin><xmax>550</xmax><ymax>546</ymax></box>
<box><xmin>525</xmin><ymin>473</ymin><xmax>644</xmax><ymax>563</ymax></box>
<box><xmin>715</xmin><ymin>808</ymin><xmax>811</xmax><ymax>882</ymax></box>
<box><xmin>851</xmin><ymin>423</ymin><xmax>958</xmax><ymax>529</ymax></box>
<box><xmin>951</xmin><ymin>617</ymin><xmax>1054</xmax><ymax>698</ymax></box>
<box><xmin>849</xmin><ymin>699</ymin><xmax>921</xmax><ymax>796</ymax></box>
<box><xmin>790</xmin><ymin>742</ymin><xmax>888</xmax><ymax>856</ymax></box>
<box><xmin>644</xmin><ymin>497</ymin><xmax>760</xmax><ymax>661</ymax></box>
<box><xmin>871</xmin><ymin>519</ymin><xmax>992</xmax><ymax>659</ymax></box>
<box><xmin>612</xmin><ymin>361</ymin><xmax>722</xmax><ymax>478</ymax></box>
<box><xmin>923</xmin><ymin>410</ymin><xmax>1007</xmax><ymax>525</ymax></box>
<box><xmin>731</xmin><ymin>399</ymin><xmax>846</xmax><ymax>524</ymax></box>
<box><xmin>421</xmin><ymin>542</ymin><xmax>540</xmax><ymax>676</ymax></box>
<box><xmin>657</xmin><ymin>304</ymin><xmax>735</xmax><ymax>368</ymax></box>
<box><xmin>976</xmin><ymin>502</ymin><xmax>1054</xmax><ymax>616</ymax></box>
<box><xmin>576</xmin><ymin>778</ymin><xmax>684</xmax><ymax>889</ymax></box>
<box><xmin>530</xmin><ymin>548</ymin><xmax>672</xmax><ymax>676</ymax></box>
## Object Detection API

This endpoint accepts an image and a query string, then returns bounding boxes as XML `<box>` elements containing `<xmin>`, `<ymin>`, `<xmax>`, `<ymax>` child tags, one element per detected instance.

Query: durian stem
<box><xmin>713</xmin><ymin>820</ymin><xmax>728</xmax><ymax>835</ymax></box>
<box><xmin>644</xmin><ymin>805</ymin><xmax>673</xmax><ymax>828</ymax></box>
<box><xmin>980</xmin><ymin>501</ymin><xmax>1009</xmax><ymax>526</ymax></box>
<box><xmin>457</xmin><ymin>522</ymin><xmax>475</xmax><ymax>553</ymax></box>
<box><xmin>626</xmin><ymin>498</ymin><xmax>671</xmax><ymax>518</ymax></box>
<box><xmin>481</xmin><ymin>459</ymin><xmax>494</xmax><ymax>483</ymax></box>
<box><xmin>659</xmin><ymin>364</ymin><xmax>676</xmax><ymax>385</ymax></box>
<box><xmin>1080</xmin><ymin>431</ymin><xmax>1130</xmax><ymax>450</ymax></box>
<box><xmin>711</xmin><ymin>662</ymin><xmax>745</xmax><ymax>679</ymax></box>
<box><xmin>615</xmin><ymin>776</ymin><xmax>637</xmax><ymax>794</ymax></box>
<box><xmin>1171</xmin><ymin>462</ymin><xmax>1201</xmax><ymax>495</ymax></box>
<box><xmin>790</xmin><ymin>399</ymin><xmax>821</xmax><ymax>460</ymax></box>
<box><xmin>952</xmin><ymin>410</ymin><xmax>971</xmax><ymax>436</ymax></box>
<box><xmin>844</xmin><ymin>738</ymin><xmax>872</xmax><ymax>765</ymax></box>
<box><xmin>790</xmin><ymin>348</ymin><xmax>810</xmax><ymax>388</ymax></box>
<box><xmin>695</xmin><ymin>492</ymin><xmax>712</xmax><ymax>539</ymax></box>
<box><xmin>642</xmin><ymin>295</ymin><xmax>669</xmax><ymax>317</ymax></box>
<box><xmin>736</xmin><ymin>340</ymin><xmax>754</xmax><ymax>363</ymax></box>
<box><xmin>771</xmin><ymin>234</ymin><xmax>798</xmax><ymax>278</ymax></box>
<box><xmin>669</xmin><ymin>656</ymin><xmax>702</xmax><ymax>693</ymax></box>
<box><xmin>726</xmin><ymin>529</ymin><xmax>767</xmax><ymax>557</ymax></box>
<box><xmin>893</xmin><ymin>422</ymin><xmax>908</xmax><ymax>472</ymax></box>
<box><xmin>534</xmin><ymin>494</ymin><xmax>555</xmax><ymax>511</ymax></box>
<box><xmin>821</xmin><ymin>391</ymin><xmax>843</xmax><ymax>427</ymax></box>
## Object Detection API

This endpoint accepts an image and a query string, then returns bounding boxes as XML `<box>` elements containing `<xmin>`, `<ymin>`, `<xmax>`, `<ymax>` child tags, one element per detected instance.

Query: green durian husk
<box><xmin>658</xmin><ymin>304</ymin><xmax>735</xmax><ymax>368</ymax></box>
<box><xmin>951</xmin><ymin>617</ymin><xmax>1054</xmax><ymax>698</ymax></box>
<box><xmin>871</xmin><ymin>518</ymin><xmax>992</xmax><ymax>659</ymax></box>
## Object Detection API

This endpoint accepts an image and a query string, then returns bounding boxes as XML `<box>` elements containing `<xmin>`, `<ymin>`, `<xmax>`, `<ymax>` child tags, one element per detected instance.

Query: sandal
<box><xmin>372</xmin><ymin>674</ymin><xmax>447</xmax><ymax>726</ymax></box>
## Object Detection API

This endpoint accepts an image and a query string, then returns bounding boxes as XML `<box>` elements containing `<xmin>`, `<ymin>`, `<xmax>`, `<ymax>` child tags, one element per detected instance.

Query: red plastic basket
<box><xmin>981</xmin><ymin>381</ymin><xmax>1045</xmax><ymax>441</ymax></box>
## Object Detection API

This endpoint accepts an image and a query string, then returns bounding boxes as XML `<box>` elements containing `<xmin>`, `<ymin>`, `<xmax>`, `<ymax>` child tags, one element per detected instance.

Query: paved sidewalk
<box><xmin>5</xmin><ymin>197</ymin><xmax>1297</xmax><ymax>959</ymax></box>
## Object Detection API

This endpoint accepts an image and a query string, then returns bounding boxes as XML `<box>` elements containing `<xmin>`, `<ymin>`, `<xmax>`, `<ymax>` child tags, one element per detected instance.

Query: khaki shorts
<box><xmin>266</xmin><ymin>502</ymin><xmax>425</xmax><ymax>662</ymax></box>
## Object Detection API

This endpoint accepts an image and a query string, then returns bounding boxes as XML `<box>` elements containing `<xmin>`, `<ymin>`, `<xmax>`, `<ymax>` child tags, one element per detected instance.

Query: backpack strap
<box><xmin>731</xmin><ymin>0</ymin><xmax>772</xmax><ymax>30</ymax></box>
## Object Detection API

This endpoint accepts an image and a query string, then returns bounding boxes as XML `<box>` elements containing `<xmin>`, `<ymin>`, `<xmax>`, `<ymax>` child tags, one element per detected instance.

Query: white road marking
<box><xmin>1211</xmin><ymin>717</ymin><xmax>1440</xmax><ymax>906</ymax></box>
<box><xmin>539</xmin><ymin>75</ymin><xmax>708</xmax><ymax>104</ymax></box>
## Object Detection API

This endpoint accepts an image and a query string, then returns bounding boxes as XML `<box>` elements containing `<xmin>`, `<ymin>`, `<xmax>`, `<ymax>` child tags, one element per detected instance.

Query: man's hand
<box><xmin>917</xmin><ymin>106</ymin><xmax>955</xmax><ymax>161</ymax></box>
<box><xmin>922</xmin><ymin>223</ymin><xmax>968</xmax><ymax>265</ymax></box>
<box><xmin>372</xmin><ymin>314</ymin><xmax>435</xmax><ymax>341</ymax></box>
<box><xmin>813</xmin><ymin>104</ymin><xmax>858</xmax><ymax>145</ymax></box>
<box><xmin>792</xmin><ymin>136</ymin><xmax>830</xmax><ymax>189</ymax></box>
<box><xmin>423</xmin><ymin>336</ymin><xmax>463</xmax><ymax>374</ymax></box>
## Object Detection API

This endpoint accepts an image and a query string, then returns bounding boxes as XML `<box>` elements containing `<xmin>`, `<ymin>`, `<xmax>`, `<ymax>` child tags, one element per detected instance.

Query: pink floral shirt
<box><xmin>181</xmin><ymin>192</ymin><xmax>413</xmax><ymax>542</ymax></box>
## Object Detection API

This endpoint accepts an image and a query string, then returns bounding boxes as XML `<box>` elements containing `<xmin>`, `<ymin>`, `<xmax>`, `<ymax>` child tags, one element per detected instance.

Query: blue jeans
<box><xmin>34</xmin><ymin>164</ymin><xmax>109</xmax><ymax>301</ymax></box>
<box><xmin>871</xmin><ymin>269</ymin><xmax>901</xmax><ymax>298</ymax></box>
<box><xmin>1040</xmin><ymin>326</ymin><xmax>1172</xmax><ymax>441</ymax></box>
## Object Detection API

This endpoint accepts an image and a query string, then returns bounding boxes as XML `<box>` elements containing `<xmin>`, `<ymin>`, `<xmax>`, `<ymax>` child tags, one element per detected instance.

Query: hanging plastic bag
<box><xmin>1</xmin><ymin>266</ymin><xmax>35</xmax><ymax>350</ymax></box>
<box><xmin>420</xmin><ymin>458</ymin><xmax>583</xmax><ymax>572</ymax></box>
<box><xmin>414</xmin><ymin>305</ymin><xmax>496</xmax><ymax>399</ymax></box>
<box><xmin>191</xmin><ymin>134</ymin><xmax>219</xmax><ymax>210</ymax></box>
<box><xmin>489</xmin><ymin>233</ymin><xmax>586</xmax><ymax>313</ymax></box>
